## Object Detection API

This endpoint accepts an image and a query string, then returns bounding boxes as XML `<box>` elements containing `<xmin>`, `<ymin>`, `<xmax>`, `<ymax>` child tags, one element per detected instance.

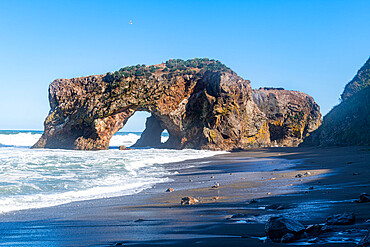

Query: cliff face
<box><xmin>302</xmin><ymin>57</ymin><xmax>370</xmax><ymax>146</ymax></box>
<box><xmin>33</xmin><ymin>58</ymin><xmax>321</xmax><ymax>150</ymax></box>
<box><xmin>341</xmin><ymin>57</ymin><xmax>370</xmax><ymax>101</ymax></box>
<box><xmin>252</xmin><ymin>88</ymin><xmax>322</xmax><ymax>146</ymax></box>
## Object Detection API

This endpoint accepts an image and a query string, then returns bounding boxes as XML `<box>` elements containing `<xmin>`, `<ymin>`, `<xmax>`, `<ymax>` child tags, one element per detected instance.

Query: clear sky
<box><xmin>0</xmin><ymin>0</ymin><xmax>369</xmax><ymax>131</ymax></box>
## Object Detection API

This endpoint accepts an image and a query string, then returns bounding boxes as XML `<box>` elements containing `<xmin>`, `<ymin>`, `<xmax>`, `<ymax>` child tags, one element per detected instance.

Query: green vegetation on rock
<box><xmin>102</xmin><ymin>58</ymin><xmax>234</xmax><ymax>85</ymax></box>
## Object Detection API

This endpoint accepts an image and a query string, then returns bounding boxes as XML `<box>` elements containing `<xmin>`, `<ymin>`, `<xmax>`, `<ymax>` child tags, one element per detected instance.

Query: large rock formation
<box><xmin>302</xmin><ymin>57</ymin><xmax>370</xmax><ymax>146</ymax></box>
<box><xmin>252</xmin><ymin>88</ymin><xmax>322</xmax><ymax>146</ymax></box>
<box><xmin>33</xmin><ymin>58</ymin><xmax>321</xmax><ymax>150</ymax></box>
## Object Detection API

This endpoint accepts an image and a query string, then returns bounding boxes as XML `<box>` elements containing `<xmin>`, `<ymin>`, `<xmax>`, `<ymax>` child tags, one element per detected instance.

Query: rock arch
<box><xmin>32</xmin><ymin>59</ymin><xmax>321</xmax><ymax>150</ymax></box>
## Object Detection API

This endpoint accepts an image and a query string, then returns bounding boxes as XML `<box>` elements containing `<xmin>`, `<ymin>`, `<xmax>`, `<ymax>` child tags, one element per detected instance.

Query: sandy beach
<box><xmin>0</xmin><ymin>146</ymin><xmax>369</xmax><ymax>246</ymax></box>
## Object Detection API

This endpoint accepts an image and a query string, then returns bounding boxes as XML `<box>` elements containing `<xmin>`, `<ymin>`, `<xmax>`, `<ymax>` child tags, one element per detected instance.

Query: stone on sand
<box><xmin>356</xmin><ymin>192</ymin><xmax>370</xmax><ymax>203</ymax></box>
<box><xmin>119</xmin><ymin>145</ymin><xmax>131</xmax><ymax>150</ymax></box>
<box><xmin>265</xmin><ymin>216</ymin><xmax>305</xmax><ymax>243</ymax></box>
<box><xmin>359</xmin><ymin>231</ymin><xmax>370</xmax><ymax>247</ymax></box>
<box><xmin>326</xmin><ymin>212</ymin><xmax>356</xmax><ymax>225</ymax></box>
<box><xmin>212</xmin><ymin>182</ymin><xmax>220</xmax><ymax>188</ymax></box>
<box><xmin>181</xmin><ymin>196</ymin><xmax>199</xmax><ymax>205</ymax></box>
<box><xmin>305</xmin><ymin>224</ymin><xmax>332</xmax><ymax>236</ymax></box>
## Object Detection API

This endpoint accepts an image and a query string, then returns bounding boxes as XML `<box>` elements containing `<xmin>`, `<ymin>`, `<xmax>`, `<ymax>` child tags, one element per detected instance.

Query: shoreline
<box><xmin>0</xmin><ymin>146</ymin><xmax>369</xmax><ymax>246</ymax></box>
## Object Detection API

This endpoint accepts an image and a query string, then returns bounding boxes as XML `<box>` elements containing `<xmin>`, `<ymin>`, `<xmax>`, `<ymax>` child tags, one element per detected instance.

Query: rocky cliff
<box><xmin>341</xmin><ymin>57</ymin><xmax>370</xmax><ymax>101</ymax></box>
<box><xmin>33</xmin><ymin>58</ymin><xmax>321</xmax><ymax>150</ymax></box>
<box><xmin>302</xmin><ymin>57</ymin><xmax>370</xmax><ymax>146</ymax></box>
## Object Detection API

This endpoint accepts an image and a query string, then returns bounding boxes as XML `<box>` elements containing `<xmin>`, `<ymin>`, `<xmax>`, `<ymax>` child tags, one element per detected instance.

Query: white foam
<box><xmin>0</xmin><ymin>132</ymin><xmax>41</xmax><ymax>147</ymax></box>
<box><xmin>0</xmin><ymin>144</ymin><xmax>226</xmax><ymax>214</ymax></box>
<box><xmin>110</xmin><ymin>133</ymin><xmax>169</xmax><ymax>147</ymax></box>
<box><xmin>0</xmin><ymin>131</ymin><xmax>169</xmax><ymax>148</ymax></box>
<box><xmin>109</xmin><ymin>133</ymin><xmax>141</xmax><ymax>147</ymax></box>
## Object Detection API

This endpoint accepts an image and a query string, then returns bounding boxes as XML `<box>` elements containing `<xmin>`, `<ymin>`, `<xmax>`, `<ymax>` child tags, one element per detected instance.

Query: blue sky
<box><xmin>0</xmin><ymin>0</ymin><xmax>369</xmax><ymax>131</ymax></box>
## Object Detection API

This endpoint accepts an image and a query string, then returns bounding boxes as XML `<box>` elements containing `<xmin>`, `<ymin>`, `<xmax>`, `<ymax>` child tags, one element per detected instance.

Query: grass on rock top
<box><xmin>102</xmin><ymin>58</ymin><xmax>235</xmax><ymax>85</ymax></box>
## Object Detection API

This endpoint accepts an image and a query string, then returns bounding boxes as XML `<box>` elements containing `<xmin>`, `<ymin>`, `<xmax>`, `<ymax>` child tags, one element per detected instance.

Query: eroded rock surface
<box><xmin>252</xmin><ymin>88</ymin><xmax>322</xmax><ymax>146</ymax></box>
<box><xmin>33</xmin><ymin>58</ymin><xmax>321</xmax><ymax>150</ymax></box>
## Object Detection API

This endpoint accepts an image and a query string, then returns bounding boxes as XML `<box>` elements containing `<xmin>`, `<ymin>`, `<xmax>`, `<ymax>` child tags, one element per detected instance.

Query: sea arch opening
<box><xmin>109</xmin><ymin>111</ymin><xmax>170</xmax><ymax>149</ymax></box>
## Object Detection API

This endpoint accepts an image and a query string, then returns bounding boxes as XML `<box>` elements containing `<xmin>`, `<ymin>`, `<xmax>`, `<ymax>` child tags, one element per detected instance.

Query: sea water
<box><xmin>0</xmin><ymin>130</ymin><xmax>223</xmax><ymax>213</ymax></box>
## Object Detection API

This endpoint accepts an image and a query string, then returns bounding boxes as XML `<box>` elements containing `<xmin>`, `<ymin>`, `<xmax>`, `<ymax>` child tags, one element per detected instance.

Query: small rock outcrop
<box><xmin>265</xmin><ymin>216</ymin><xmax>305</xmax><ymax>242</ymax></box>
<box><xmin>33</xmin><ymin>58</ymin><xmax>321</xmax><ymax>150</ymax></box>
<box><xmin>132</xmin><ymin>115</ymin><xmax>164</xmax><ymax>147</ymax></box>
<box><xmin>302</xmin><ymin>57</ymin><xmax>370</xmax><ymax>146</ymax></box>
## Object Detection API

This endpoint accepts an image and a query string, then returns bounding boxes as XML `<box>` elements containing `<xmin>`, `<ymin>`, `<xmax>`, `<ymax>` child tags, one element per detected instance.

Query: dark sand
<box><xmin>0</xmin><ymin>147</ymin><xmax>369</xmax><ymax>246</ymax></box>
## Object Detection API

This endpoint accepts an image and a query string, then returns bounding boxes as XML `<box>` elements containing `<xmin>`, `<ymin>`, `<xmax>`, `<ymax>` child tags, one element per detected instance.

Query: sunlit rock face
<box><xmin>252</xmin><ymin>88</ymin><xmax>322</xmax><ymax>147</ymax></box>
<box><xmin>33</xmin><ymin>58</ymin><xmax>321</xmax><ymax>150</ymax></box>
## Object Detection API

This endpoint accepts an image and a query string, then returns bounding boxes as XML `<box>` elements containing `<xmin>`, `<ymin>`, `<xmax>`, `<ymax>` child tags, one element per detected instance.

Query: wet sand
<box><xmin>0</xmin><ymin>146</ymin><xmax>369</xmax><ymax>246</ymax></box>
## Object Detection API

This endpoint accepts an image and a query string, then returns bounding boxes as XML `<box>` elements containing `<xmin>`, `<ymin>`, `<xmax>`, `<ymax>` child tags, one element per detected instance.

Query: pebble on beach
<box><xmin>181</xmin><ymin>196</ymin><xmax>199</xmax><ymax>205</ymax></box>
<box><xmin>212</xmin><ymin>182</ymin><xmax>220</xmax><ymax>188</ymax></box>
<box><xmin>355</xmin><ymin>192</ymin><xmax>370</xmax><ymax>203</ymax></box>
<box><xmin>166</xmin><ymin>188</ymin><xmax>174</xmax><ymax>192</ymax></box>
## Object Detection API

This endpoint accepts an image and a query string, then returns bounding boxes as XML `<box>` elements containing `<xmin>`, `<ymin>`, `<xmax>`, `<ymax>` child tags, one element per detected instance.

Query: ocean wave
<box><xmin>0</xmin><ymin>132</ymin><xmax>42</xmax><ymax>147</ymax></box>
<box><xmin>0</xmin><ymin>132</ymin><xmax>169</xmax><ymax>148</ymax></box>
<box><xmin>109</xmin><ymin>133</ymin><xmax>141</xmax><ymax>147</ymax></box>
<box><xmin>0</xmin><ymin>146</ymin><xmax>225</xmax><ymax>213</ymax></box>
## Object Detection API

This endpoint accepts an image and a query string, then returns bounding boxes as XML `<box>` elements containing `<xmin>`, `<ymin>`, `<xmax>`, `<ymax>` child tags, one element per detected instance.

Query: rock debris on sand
<box><xmin>166</xmin><ymin>188</ymin><xmax>174</xmax><ymax>192</ymax></box>
<box><xmin>180</xmin><ymin>196</ymin><xmax>199</xmax><ymax>205</ymax></box>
